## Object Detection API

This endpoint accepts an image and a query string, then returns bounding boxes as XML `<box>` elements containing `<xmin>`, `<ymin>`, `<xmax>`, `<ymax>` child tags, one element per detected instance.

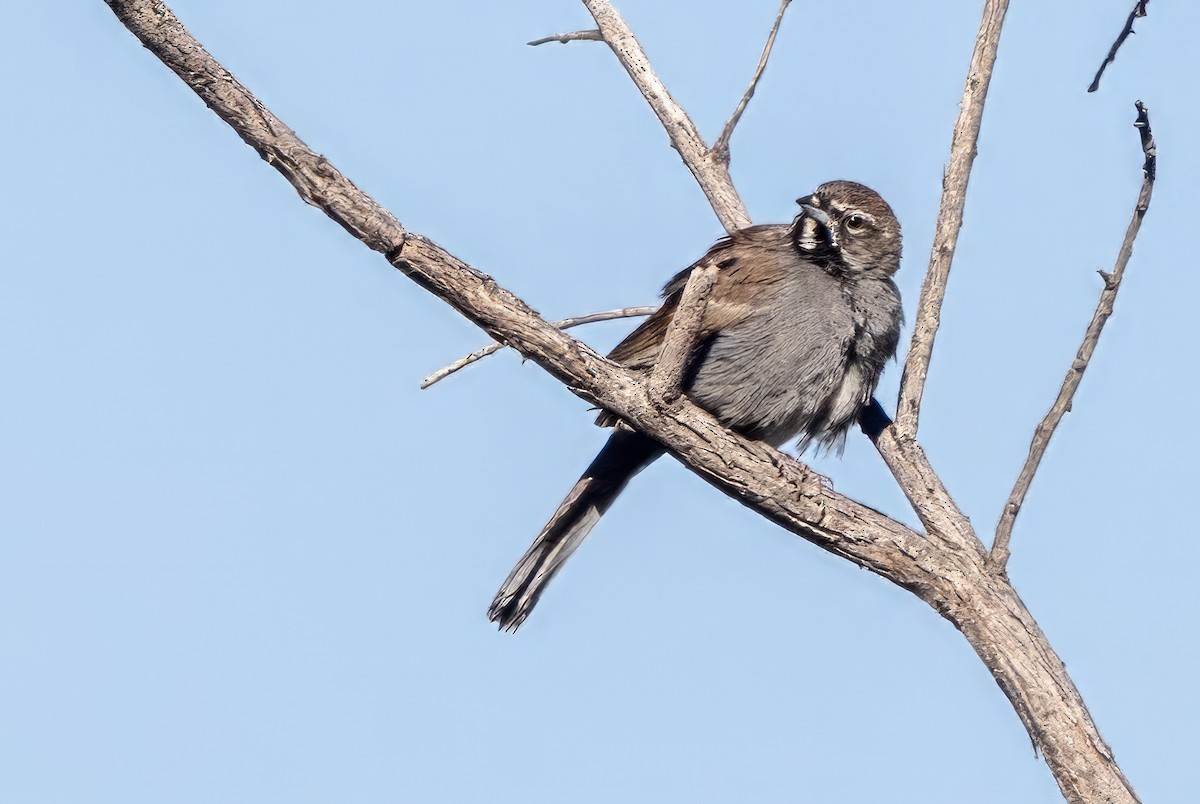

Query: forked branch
<box><xmin>532</xmin><ymin>1</ymin><xmax>792</xmax><ymax>180</ymax></box>
<box><xmin>580</xmin><ymin>0</ymin><xmax>750</xmax><ymax>232</ymax></box>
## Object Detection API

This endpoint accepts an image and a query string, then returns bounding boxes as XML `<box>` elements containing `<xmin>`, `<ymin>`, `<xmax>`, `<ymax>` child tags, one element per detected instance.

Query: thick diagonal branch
<box><xmin>102</xmin><ymin>0</ymin><xmax>923</xmax><ymax>585</ymax></box>
<box><xmin>894</xmin><ymin>0</ymin><xmax>1010</xmax><ymax>436</ymax></box>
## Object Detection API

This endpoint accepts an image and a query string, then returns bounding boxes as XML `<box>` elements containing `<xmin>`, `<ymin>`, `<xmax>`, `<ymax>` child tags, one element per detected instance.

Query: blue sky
<box><xmin>3</xmin><ymin>1</ymin><xmax>1197</xmax><ymax>802</ymax></box>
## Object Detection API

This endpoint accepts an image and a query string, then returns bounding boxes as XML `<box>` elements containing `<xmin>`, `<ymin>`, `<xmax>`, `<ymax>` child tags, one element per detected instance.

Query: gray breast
<box><xmin>686</xmin><ymin>268</ymin><xmax>856</xmax><ymax>447</ymax></box>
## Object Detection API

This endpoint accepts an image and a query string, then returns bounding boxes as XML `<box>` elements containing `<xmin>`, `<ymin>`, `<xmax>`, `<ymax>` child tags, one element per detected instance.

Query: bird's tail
<box><xmin>488</xmin><ymin>429</ymin><xmax>663</xmax><ymax>631</ymax></box>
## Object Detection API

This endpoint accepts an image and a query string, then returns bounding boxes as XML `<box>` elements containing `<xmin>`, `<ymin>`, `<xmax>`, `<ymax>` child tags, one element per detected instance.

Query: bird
<box><xmin>488</xmin><ymin>180</ymin><xmax>903</xmax><ymax>631</ymax></box>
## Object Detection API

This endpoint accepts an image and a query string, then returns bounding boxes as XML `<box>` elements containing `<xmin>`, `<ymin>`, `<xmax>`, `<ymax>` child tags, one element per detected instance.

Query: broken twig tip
<box><xmin>1088</xmin><ymin>1</ymin><xmax>1151</xmax><ymax>92</ymax></box>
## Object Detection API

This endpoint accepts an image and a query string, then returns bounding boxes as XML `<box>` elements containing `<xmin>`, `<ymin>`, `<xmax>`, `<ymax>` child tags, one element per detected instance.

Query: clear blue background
<box><xmin>2</xmin><ymin>1</ymin><xmax>1195</xmax><ymax>802</ymax></box>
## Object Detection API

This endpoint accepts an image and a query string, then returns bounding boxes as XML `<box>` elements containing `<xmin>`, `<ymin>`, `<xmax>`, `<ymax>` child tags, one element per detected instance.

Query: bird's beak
<box><xmin>797</xmin><ymin>199</ymin><xmax>839</xmax><ymax>252</ymax></box>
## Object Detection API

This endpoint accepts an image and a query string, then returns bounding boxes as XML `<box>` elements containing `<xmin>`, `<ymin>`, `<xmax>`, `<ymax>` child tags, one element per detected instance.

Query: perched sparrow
<box><xmin>489</xmin><ymin>180</ymin><xmax>903</xmax><ymax>631</ymax></box>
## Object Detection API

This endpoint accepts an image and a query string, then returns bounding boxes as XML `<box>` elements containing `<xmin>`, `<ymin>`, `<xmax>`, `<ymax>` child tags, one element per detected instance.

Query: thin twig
<box><xmin>648</xmin><ymin>265</ymin><xmax>718</xmax><ymax>403</ymax></box>
<box><xmin>527</xmin><ymin>30</ymin><xmax>603</xmax><ymax>47</ymax></box>
<box><xmin>1088</xmin><ymin>1</ymin><xmax>1150</xmax><ymax>93</ymax></box>
<box><xmin>990</xmin><ymin>102</ymin><xmax>1156</xmax><ymax>571</ymax></box>
<box><xmin>421</xmin><ymin>305</ymin><xmax>656</xmax><ymax>389</ymax></box>
<box><xmin>712</xmin><ymin>0</ymin><xmax>792</xmax><ymax>163</ymax></box>
<box><xmin>894</xmin><ymin>0</ymin><xmax>1011</xmax><ymax>437</ymax></box>
<box><xmin>580</xmin><ymin>0</ymin><xmax>751</xmax><ymax>233</ymax></box>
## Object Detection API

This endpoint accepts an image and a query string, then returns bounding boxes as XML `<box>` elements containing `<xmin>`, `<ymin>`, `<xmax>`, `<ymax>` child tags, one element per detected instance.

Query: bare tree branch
<box><xmin>895</xmin><ymin>0</ymin><xmax>1011</xmax><ymax>436</ymax></box>
<box><xmin>1088</xmin><ymin>1</ymin><xmax>1150</xmax><ymax>93</ymax></box>
<box><xmin>711</xmin><ymin>0</ymin><xmax>792</xmax><ymax>163</ymax></box>
<box><xmin>421</xmin><ymin>306</ymin><xmax>657</xmax><ymax>389</ymax></box>
<box><xmin>579</xmin><ymin>0</ymin><xmax>751</xmax><ymax>232</ymax></box>
<box><xmin>990</xmin><ymin>102</ymin><xmax>1156</xmax><ymax>571</ymax></box>
<box><xmin>101</xmin><ymin>1</ymin><xmax>1140</xmax><ymax>800</ymax></box>
<box><xmin>860</xmin><ymin>401</ymin><xmax>980</xmax><ymax>555</ymax></box>
<box><xmin>527</xmin><ymin>29</ymin><xmax>602</xmax><ymax>47</ymax></box>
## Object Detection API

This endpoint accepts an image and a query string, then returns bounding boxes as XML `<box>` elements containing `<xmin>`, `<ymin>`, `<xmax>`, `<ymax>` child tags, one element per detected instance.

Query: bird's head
<box><xmin>792</xmin><ymin>180</ymin><xmax>902</xmax><ymax>278</ymax></box>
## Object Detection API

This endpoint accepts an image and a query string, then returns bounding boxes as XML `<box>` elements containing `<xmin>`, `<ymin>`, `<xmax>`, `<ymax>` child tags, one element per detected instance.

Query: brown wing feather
<box><xmin>597</xmin><ymin>226</ymin><xmax>792</xmax><ymax>428</ymax></box>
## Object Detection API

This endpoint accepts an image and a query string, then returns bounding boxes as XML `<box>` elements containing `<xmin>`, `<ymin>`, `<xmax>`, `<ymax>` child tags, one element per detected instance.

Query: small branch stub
<box><xmin>528</xmin><ymin>30</ymin><xmax>603</xmax><ymax>47</ymax></box>
<box><xmin>1133</xmin><ymin>99</ymin><xmax>1156</xmax><ymax>182</ymax></box>
<box><xmin>580</xmin><ymin>0</ymin><xmax>751</xmax><ymax>233</ymax></box>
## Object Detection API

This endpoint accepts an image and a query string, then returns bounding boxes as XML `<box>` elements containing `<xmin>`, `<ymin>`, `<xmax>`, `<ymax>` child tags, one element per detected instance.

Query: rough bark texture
<box><xmin>895</xmin><ymin>0</ymin><xmax>1011</xmax><ymax>435</ymax></box>
<box><xmin>102</xmin><ymin>1</ymin><xmax>1139</xmax><ymax>801</ymax></box>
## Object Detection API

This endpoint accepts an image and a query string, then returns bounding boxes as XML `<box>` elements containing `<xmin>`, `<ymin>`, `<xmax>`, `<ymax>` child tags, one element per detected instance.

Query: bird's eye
<box><xmin>845</xmin><ymin>214</ymin><xmax>867</xmax><ymax>232</ymax></box>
